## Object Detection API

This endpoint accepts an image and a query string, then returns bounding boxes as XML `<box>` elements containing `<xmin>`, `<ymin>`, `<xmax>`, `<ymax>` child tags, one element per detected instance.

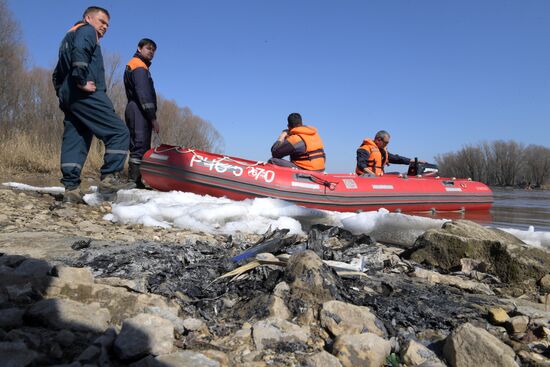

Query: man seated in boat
<box><xmin>356</xmin><ymin>130</ymin><xmax>425</xmax><ymax>176</ymax></box>
<box><xmin>269</xmin><ymin>113</ymin><xmax>326</xmax><ymax>172</ymax></box>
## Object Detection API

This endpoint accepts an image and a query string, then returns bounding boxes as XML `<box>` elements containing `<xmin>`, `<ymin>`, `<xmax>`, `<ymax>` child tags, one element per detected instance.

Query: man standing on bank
<box><xmin>52</xmin><ymin>6</ymin><xmax>135</xmax><ymax>203</ymax></box>
<box><xmin>124</xmin><ymin>38</ymin><xmax>159</xmax><ymax>188</ymax></box>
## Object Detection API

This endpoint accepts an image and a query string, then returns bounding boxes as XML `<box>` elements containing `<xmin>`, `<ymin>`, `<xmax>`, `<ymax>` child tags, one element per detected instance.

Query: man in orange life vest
<box><xmin>269</xmin><ymin>113</ymin><xmax>326</xmax><ymax>171</ymax></box>
<box><xmin>124</xmin><ymin>38</ymin><xmax>158</xmax><ymax>188</ymax></box>
<box><xmin>356</xmin><ymin>130</ymin><xmax>423</xmax><ymax>176</ymax></box>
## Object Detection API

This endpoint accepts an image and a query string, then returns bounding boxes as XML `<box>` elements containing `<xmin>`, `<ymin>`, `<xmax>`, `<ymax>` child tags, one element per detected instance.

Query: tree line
<box><xmin>435</xmin><ymin>141</ymin><xmax>550</xmax><ymax>188</ymax></box>
<box><xmin>0</xmin><ymin>0</ymin><xmax>223</xmax><ymax>175</ymax></box>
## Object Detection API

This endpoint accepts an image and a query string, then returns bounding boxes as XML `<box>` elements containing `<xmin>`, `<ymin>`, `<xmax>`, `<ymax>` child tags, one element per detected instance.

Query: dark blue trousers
<box><xmin>60</xmin><ymin>91</ymin><xmax>130</xmax><ymax>189</ymax></box>
<box><xmin>125</xmin><ymin>101</ymin><xmax>152</xmax><ymax>164</ymax></box>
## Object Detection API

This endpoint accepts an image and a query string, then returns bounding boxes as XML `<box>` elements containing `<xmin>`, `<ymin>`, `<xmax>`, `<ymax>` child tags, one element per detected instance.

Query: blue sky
<box><xmin>7</xmin><ymin>0</ymin><xmax>550</xmax><ymax>172</ymax></box>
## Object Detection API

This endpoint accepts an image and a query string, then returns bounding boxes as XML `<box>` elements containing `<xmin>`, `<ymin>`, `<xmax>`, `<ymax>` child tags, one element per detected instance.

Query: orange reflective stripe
<box><xmin>67</xmin><ymin>22</ymin><xmax>86</xmax><ymax>33</ymax></box>
<box><xmin>126</xmin><ymin>57</ymin><xmax>148</xmax><ymax>71</ymax></box>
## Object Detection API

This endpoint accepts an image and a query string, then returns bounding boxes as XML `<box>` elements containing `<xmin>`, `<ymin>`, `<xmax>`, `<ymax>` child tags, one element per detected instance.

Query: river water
<box><xmin>419</xmin><ymin>188</ymin><xmax>550</xmax><ymax>232</ymax></box>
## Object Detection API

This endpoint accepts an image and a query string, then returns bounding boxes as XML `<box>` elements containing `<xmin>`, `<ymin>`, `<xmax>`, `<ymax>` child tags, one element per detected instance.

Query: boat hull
<box><xmin>141</xmin><ymin>145</ymin><xmax>493</xmax><ymax>213</ymax></box>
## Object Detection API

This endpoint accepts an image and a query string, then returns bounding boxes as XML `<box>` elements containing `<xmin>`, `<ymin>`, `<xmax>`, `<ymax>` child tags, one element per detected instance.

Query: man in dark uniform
<box><xmin>52</xmin><ymin>6</ymin><xmax>135</xmax><ymax>203</ymax></box>
<box><xmin>123</xmin><ymin>38</ymin><xmax>158</xmax><ymax>188</ymax></box>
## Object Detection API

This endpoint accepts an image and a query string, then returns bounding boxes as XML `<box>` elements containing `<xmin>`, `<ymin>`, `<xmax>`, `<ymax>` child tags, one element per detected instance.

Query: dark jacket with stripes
<box><xmin>52</xmin><ymin>22</ymin><xmax>106</xmax><ymax>107</ymax></box>
<box><xmin>123</xmin><ymin>53</ymin><xmax>157</xmax><ymax>121</ymax></box>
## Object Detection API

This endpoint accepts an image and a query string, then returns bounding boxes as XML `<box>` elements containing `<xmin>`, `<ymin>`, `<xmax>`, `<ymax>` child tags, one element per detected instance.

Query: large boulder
<box><xmin>443</xmin><ymin>322</ymin><xmax>518</xmax><ymax>367</ymax></box>
<box><xmin>404</xmin><ymin>220</ymin><xmax>550</xmax><ymax>285</ymax></box>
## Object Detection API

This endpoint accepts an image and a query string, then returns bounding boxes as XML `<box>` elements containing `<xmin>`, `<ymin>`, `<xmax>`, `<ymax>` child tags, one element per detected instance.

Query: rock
<box><xmin>94</xmin><ymin>276</ymin><xmax>148</xmax><ymax>293</ymax></box>
<box><xmin>45</xmin><ymin>278</ymin><xmax>178</xmax><ymax>324</ymax></box>
<box><xmin>156</xmin><ymin>350</ymin><xmax>220</xmax><ymax>366</ymax></box>
<box><xmin>332</xmin><ymin>332</ymin><xmax>392</xmax><ymax>367</ymax></box>
<box><xmin>539</xmin><ymin>274</ymin><xmax>550</xmax><ymax>292</ymax></box>
<box><xmin>443</xmin><ymin>322</ymin><xmax>518</xmax><ymax>367</ymax></box>
<box><xmin>26</xmin><ymin>298</ymin><xmax>111</xmax><ymax>332</ymax></box>
<box><xmin>401</xmin><ymin>340</ymin><xmax>440</xmax><ymax>366</ymax></box>
<box><xmin>51</xmin><ymin>265</ymin><xmax>94</xmax><ymax>284</ymax></box>
<box><xmin>77</xmin><ymin>220</ymin><xmax>105</xmax><ymax>233</ymax></box>
<box><xmin>77</xmin><ymin>328</ymin><xmax>116</xmax><ymax>366</ymax></box>
<box><xmin>14</xmin><ymin>258</ymin><xmax>51</xmax><ymax>277</ymax></box>
<box><xmin>55</xmin><ymin>329</ymin><xmax>76</xmax><ymax>347</ymax></box>
<box><xmin>5</xmin><ymin>282</ymin><xmax>34</xmax><ymax>302</ymax></box>
<box><xmin>0</xmin><ymin>307</ymin><xmax>25</xmax><ymax>329</ymax></box>
<box><xmin>182</xmin><ymin>317</ymin><xmax>204</xmax><ymax>332</ymax></box>
<box><xmin>272</xmin><ymin>281</ymin><xmax>290</xmax><ymax>298</ymax></box>
<box><xmin>506</xmin><ymin>316</ymin><xmax>529</xmax><ymax>334</ymax></box>
<box><xmin>285</xmin><ymin>251</ymin><xmax>341</xmax><ymax>323</ymax></box>
<box><xmin>488</xmin><ymin>307</ymin><xmax>510</xmax><ymax>325</ymax></box>
<box><xmin>252</xmin><ymin>318</ymin><xmax>310</xmax><ymax>351</ymax></box>
<box><xmin>517</xmin><ymin>350</ymin><xmax>550</xmax><ymax>366</ymax></box>
<box><xmin>0</xmin><ymin>341</ymin><xmax>39</xmax><ymax>367</ymax></box>
<box><xmin>145</xmin><ymin>306</ymin><xmax>185</xmax><ymax>334</ymax></box>
<box><xmin>114</xmin><ymin>313</ymin><xmax>174</xmax><ymax>360</ymax></box>
<box><xmin>405</xmin><ymin>220</ymin><xmax>550</xmax><ymax>285</ymax></box>
<box><xmin>320</xmin><ymin>300</ymin><xmax>386</xmax><ymax>337</ymax></box>
<box><xmin>411</xmin><ymin>267</ymin><xmax>494</xmax><ymax>295</ymax></box>
<box><xmin>304</xmin><ymin>351</ymin><xmax>343</xmax><ymax>367</ymax></box>
<box><xmin>268</xmin><ymin>295</ymin><xmax>291</xmax><ymax>320</ymax></box>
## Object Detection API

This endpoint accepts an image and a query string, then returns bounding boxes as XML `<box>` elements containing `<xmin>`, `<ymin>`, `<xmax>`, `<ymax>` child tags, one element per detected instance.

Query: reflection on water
<box><xmin>414</xmin><ymin>188</ymin><xmax>550</xmax><ymax>231</ymax></box>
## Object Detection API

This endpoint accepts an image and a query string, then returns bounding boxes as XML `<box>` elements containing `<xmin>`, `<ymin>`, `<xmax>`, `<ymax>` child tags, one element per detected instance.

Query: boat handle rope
<box><xmin>296</xmin><ymin>173</ymin><xmax>338</xmax><ymax>191</ymax></box>
<box><xmin>152</xmin><ymin>146</ymin><xmax>268</xmax><ymax>168</ymax></box>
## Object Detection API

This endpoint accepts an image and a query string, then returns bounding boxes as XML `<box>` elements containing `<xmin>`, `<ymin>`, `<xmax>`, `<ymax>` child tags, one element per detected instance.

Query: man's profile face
<box><xmin>139</xmin><ymin>44</ymin><xmax>156</xmax><ymax>62</ymax></box>
<box><xmin>85</xmin><ymin>11</ymin><xmax>109</xmax><ymax>38</ymax></box>
<box><xmin>375</xmin><ymin>135</ymin><xmax>390</xmax><ymax>148</ymax></box>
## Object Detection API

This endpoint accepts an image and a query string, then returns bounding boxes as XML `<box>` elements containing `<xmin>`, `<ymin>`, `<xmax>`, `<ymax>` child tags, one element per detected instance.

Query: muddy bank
<box><xmin>1</xmin><ymin>184</ymin><xmax>549</xmax><ymax>366</ymax></box>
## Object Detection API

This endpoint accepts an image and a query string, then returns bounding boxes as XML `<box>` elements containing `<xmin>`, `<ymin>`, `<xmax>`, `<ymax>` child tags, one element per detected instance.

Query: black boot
<box><xmin>128</xmin><ymin>162</ymin><xmax>146</xmax><ymax>189</ymax></box>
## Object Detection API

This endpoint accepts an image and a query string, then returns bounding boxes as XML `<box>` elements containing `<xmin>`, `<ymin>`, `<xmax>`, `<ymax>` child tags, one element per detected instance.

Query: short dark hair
<box><xmin>375</xmin><ymin>130</ymin><xmax>390</xmax><ymax>141</ymax></box>
<box><xmin>83</xmin><ymin>6</ymin><xmax>110</xmax><ymax>19</ymax></box>
<box><xmin>138</xmin><ymin>38</ymin><xmax>157</xmax><ymax>50</ymax></box>
<box><xmin>287</xmin><ymin>113</ymin><xmax>303</xmax><ymax>128</ymax></box>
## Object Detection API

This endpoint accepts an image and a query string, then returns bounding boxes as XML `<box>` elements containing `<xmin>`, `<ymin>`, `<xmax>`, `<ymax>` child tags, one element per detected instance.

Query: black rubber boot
<box><xmin>128</xmin><ymin>162</ymin><xmax>146</xmax><ymax>189</ymax></box>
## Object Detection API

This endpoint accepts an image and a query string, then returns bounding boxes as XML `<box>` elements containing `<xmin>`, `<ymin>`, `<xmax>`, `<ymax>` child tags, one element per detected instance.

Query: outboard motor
<box><xmin>407</xmin><ymin>158</ymin><xmax>439</xmax><ymax>177</ymax></box>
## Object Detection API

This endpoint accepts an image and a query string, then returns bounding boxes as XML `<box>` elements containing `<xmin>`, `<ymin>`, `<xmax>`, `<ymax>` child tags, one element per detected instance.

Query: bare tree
<box><xmin>0</xmin><ymin>0</ymin><xmax>26</xmax><ymax>127</ymax></box>
<box><xmin>523</xmin><ymin>145</ymin><xmax>550</xmax><ymax>187</ymax></box>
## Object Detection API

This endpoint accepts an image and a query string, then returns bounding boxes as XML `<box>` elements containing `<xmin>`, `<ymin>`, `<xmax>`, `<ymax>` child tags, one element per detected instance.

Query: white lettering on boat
<box><xmin>189</xmin><ymin>154</ymin><xmax>243</xmax><ymax>177</ymax></box>
<box><xmin>372</xmin><ymin>184</ymin><xmax>394</xmax><ymax>190</ymax></box>
<box><xmin>149</xmin><ymin>153</ymin><xmax>169</xmax><ymax>161</ymax></box>
<box><xmin>189</xmin><ymin>155</ymin><xmax>276</xmax><ymax>183</ymax></box>
<box><xmin>342</xmin><ymin>179</ymin><xmax>358</xmax><ymax>189</ymax></box>
<box><xmin>247</xmin><ymin>167</ymin><xmax>275</xmax><ymax>183</ymax></box>
<box><xmin>291</xmin><ymin>181</ymin><xmax>320</xmax><ymax>189</ymax></box>
<box><xmin>445</xmin><ymin>187</ymin><xmax>462</xmax><ymax>192</ymax></box>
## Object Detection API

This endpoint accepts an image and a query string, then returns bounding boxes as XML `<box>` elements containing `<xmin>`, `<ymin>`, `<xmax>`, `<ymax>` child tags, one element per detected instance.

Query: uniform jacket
<box><xmin>124</xmin><ymin>52</ymin><xmax>157</xmax><ymax>121</ymax></box>
<box><xmin>52</xmin><ymin>22</ymin><xmax>106</xmax><ymax>107</ymax></box>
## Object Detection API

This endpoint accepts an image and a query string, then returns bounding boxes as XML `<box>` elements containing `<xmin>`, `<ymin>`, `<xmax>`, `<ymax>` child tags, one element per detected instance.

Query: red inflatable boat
<box><xmin>141</xmin><ymin>145</ymin><xmax>493</xmax><ymax>213</ymax></box>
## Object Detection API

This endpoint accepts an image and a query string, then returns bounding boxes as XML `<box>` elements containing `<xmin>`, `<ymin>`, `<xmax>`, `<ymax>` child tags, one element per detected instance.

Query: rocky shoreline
<box><xmin>1</xmin><ymin>186</ymin><xmax>549</xmax><ymax>366</ymax></box>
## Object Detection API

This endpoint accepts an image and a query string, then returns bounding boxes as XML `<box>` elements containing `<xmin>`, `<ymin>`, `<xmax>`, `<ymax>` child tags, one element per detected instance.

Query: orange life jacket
<box><xmin>356</xmin><ymin>138</ymin><xmax>388</xmax><ymax>176</ymax></box>
<box><xmin>286</xmin><ymin>126</ymin><xmax>326</xmax><ymax>171</ymax></box>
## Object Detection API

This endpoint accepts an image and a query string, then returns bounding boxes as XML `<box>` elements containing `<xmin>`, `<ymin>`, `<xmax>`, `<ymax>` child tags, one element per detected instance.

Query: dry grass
<box><xmin>0</xmin><ymin>131</ymin><xmax>105</xmax><ymax>177</ymax></box>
